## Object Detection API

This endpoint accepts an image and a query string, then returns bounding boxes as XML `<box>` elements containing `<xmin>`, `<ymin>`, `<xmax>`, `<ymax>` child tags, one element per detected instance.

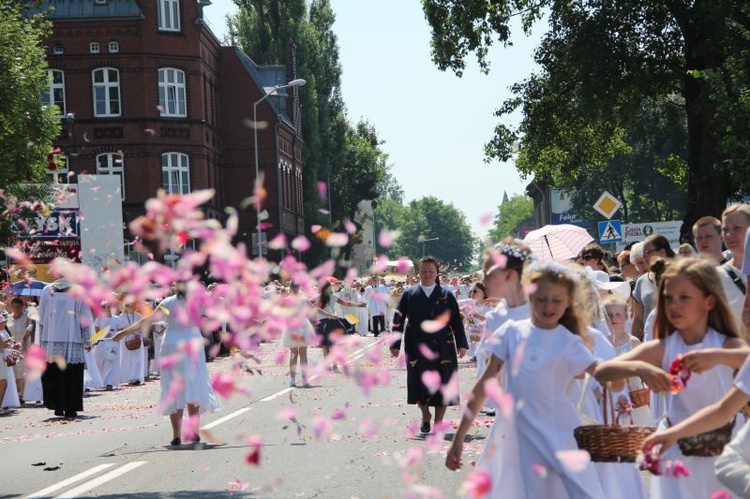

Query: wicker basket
<box><xmin>574</xmin><ymin>387</ymin><xmax>656</xmax><ymax>463</ymax></box>
<box><xmin>676</xmin><ymin>419</ymin><xmax>734</xmax><ymax>457</ymax></box>
<box><xmin>627</xmin><ymin>378</ymin><xmax>650</xmax><ymax>408</ymax></box>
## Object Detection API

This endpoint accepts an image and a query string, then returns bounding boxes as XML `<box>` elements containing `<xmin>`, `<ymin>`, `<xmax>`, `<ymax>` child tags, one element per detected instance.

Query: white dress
<box><xmin>157</xmin><ymin>295</ymin><xmax>220</xmax><ymax>416</ymax></box>
<box><xmin>652</xmin><ymin>328</ymin><xmax>739</xmax><ymax>499</ymax></box>
<box><xmin>118</xmin><ymin>312</ymin><xmax>146</xmax><ymax>384</ymax></box>
<box><xmin>83</xmin><ymin>348</ymin><xmax>104</xmax><ymax>390</ymax></box>
<box><xmin>93</xmin><ymin>316</ymin><xmax>121</xmax><ymax>387</ymax></box>
<box><xmin>479</xmin><ymin>319</ymin><xmax>606</xmax><ymax>499</ymax></box>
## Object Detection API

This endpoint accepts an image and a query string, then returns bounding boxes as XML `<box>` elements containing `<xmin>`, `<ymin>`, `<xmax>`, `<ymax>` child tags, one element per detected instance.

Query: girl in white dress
<box><xmin>447</xmin><ymin>260</ymin><xmax>607</xmax><ymax>499</ymax></box>
<box><xmin>93</xmin><ymin>303</ymin><xmax>121</xmax><ymax>390</ymax></box>
<box><xmin>280</xmin><ymin>283</ymin><xmax>315</xmax><ymax>387</ymax></box>
<box><xmin>118</xmin><ymin>301</ymin><xmax>145</xmax><ymax>385</ymax></box>
<box><xmin>461</xmin><ymin>282</ymin><xmax>492</xmax><ymax>360</ymax></box>
<box><xmin>476</xmin><ymin>239</ymin><xmax>532</xmax><ymax>415</ymax></box>
<box><xmin>596</xmin><ymin>257</ymin><xmax>747</xmax><ymax>499</ymax></box>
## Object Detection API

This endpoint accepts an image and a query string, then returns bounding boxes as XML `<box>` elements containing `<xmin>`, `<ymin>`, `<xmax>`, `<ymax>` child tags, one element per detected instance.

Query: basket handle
<box><xmin>602</xmin><ymin>384</ymin><xmax>617</xmax><ymax>426</ymax></box>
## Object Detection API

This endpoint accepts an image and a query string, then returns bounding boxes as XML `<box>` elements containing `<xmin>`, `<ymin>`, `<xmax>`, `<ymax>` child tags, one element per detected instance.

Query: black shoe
<box><xmin>106</xmin><ymin>385</ymin><xmax>113</xmax><ymax>391</ymax></box>
<box><xmin>64</xmin><ymin>412</ymin><xmax>78</xmax><ymax>419</ymax></box>
<box><xmin>420</xmin><ymin>421</ymin><xmax>431</xmax><ymax>434</ymax></box>
<box><xmin>54</xmin><ymin>409</ymin><xmax>64</xmax><ymax>417</ymax></box>
<box><xmin>170</xmin><ymin>438</ymin><xmax>181</xmax><ymax>447</ymax></box>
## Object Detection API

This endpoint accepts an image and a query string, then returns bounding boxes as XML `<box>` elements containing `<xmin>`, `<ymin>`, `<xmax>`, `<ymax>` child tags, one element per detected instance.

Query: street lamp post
<box><xmin>253</xmin><ymin>78</ymin><xmax>306</xmax><ymax>258</ymax></box>
<box><xmin>420</xmin><ymin>237</ymin><xmax>439</xmax><ymax>258</ymax></box>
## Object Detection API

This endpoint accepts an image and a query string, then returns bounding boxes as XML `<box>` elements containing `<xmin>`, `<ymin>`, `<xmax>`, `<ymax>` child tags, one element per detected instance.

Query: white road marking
<box><xmin>201</xmin><ymin>407</ymin><xmax>251</xmax><ymax>430</ymax></box>
<box><xmin>259</xmin><ymin>387</ymin><xmax>294</xmax><ymax>402</ymax></box>
<box><xmin>26</xmin><ymin>464</ymin><xmax>116</xmax><ymax>499</ymax></box>
<box><xmin>54</xmin><ymin>461</ymin><xmax>147</xmax><ymax>498</ymax></box>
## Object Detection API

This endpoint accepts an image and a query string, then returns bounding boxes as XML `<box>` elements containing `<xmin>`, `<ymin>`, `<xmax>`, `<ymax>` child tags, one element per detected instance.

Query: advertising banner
<box><xmin>615</xmin><ymin>221</ymin><xmax>683</xmax><ymax>252</ymax></box>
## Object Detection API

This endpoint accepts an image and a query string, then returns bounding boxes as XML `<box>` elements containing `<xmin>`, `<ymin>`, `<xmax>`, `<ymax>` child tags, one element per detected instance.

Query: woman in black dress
<box><xmin>390</xmin><ymin>257</ymin><xmax>468</xmax><ymax>434</ymax></box>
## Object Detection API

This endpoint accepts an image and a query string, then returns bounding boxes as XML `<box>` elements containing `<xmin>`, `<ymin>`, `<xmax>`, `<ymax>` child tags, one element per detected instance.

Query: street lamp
<box><xmin>419</xmin><ymin>236</ymin><xmax>439</xmax><ymax>257</ymax></box>
<box><xmin>253</xmin><ymin>78</ymin><xmax>306</xmax><ymax>258</ymax></box>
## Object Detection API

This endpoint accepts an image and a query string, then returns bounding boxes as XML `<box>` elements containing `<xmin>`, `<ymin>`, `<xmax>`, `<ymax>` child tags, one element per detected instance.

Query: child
<box><xmin>596</xmin><ymin>257</ymin><xmax>747</xmax><ymax>499</ymax></box>
<box><xmin>446</xmin><ymin>260</ymin><xmax>607</xmax><ymax>498</ymax></box>
<box><xmin>93</xmin><ymin>302</ymin><xmax>121</xmax><ymax>390</ymax></box>
<box><xmin>475</xmin><ymin>239</ymin><xmax>533</xmax><ymax>415</ymax></box>
<box><xmin>460</xmin><ymin>282</ymin><xmax>491</xmax><ymax>361</ymax></box>
<box><xmin>280</xmin><ymin>283</ymin><xmax>315</xmax><ymax>387</ymax></box>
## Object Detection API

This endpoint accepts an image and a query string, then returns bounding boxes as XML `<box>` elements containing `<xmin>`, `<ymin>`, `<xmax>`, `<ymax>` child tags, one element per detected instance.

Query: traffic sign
<box><xmin>593</xmin><ymin>192</ymin><xmax>622</xmax><ymax>219</ymax></box>
<box><xmin>598</xmin><ymin>220</ymin><xmax>622</xmax><ymax>243</ymax></box>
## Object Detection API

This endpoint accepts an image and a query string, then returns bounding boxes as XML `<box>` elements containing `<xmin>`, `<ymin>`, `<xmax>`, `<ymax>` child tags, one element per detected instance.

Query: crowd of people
<box><xmin>3</xmin><ymin>202</ymin><xmax>750</xmax><ymax>497</ymax></box>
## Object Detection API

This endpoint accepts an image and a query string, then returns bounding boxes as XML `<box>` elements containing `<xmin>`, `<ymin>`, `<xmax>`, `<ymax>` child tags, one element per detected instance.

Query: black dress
<box><xmin>392</xmin><ymin>284</ymin><xmax>468</xmax><ymax>407</ymax></box>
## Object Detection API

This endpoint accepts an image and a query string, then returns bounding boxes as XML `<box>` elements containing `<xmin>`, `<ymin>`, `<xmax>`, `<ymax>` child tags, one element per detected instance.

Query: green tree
<box><xmin>487</xmin><ymin>194</ymin><xmax>533</xmax><ymax>242</ymax></box>
<box><xmin>422</xmin><ymin>0</ymin><xmax>750</xmax><ymax>238</ymax></box>
<box><xmin>0</xmin><ymin>4</ymin><xmax>59</xmax><ymax>190</ymax></box>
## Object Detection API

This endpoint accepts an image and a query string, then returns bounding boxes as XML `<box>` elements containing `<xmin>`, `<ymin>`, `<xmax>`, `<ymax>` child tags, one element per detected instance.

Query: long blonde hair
<box><xmin>653</xmin><ymin>257</ymin><xmax>741</xmax><ymax>340</ymax></box>
<box><xmin>523</xmin><ymin>262</ymin><xmax>589</xmax><ymax>347</ymax></box>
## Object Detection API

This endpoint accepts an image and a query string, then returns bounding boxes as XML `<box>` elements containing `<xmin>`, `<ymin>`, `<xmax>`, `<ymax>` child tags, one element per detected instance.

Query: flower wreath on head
<box><xmin>526</xmin><ymin>260</ymin><xmax>579</xmax><ymax>281</ymax></box>
<box><xmin>493</xmin><ymin>240</ymin><xmax>536</xmax><ymax>263</ymax></box>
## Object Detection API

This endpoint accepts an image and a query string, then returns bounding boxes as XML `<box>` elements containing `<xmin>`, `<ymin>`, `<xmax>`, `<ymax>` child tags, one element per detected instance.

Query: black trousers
<box><xmin>42</xmin><ymin>362</ymin><xmax>84</xmax><ymax>415</ymax></box>
<box><xmin>372</xmin><ymin>315</ymin><xmax>386</xmax><ymax>336</ymax></box>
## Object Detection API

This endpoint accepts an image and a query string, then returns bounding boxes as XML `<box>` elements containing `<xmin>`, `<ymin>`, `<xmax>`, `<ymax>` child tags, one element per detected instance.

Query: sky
<box><xmin>203</xmin><ymin>0</ymin><xmax>544</xmax><ymax>240</ymax></box>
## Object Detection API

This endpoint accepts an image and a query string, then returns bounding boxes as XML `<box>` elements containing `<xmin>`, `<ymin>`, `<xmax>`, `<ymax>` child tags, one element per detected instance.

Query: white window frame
<box><xmin>157</xmin><ymin>0</ymin><xmax>180</xmax><ymax>32</ymax></box>
<box><xmin>47</xmin><ymin>157</ymin><xmax>71</xmax><ymax>184</ymax></box>
<box><xmin>42</xmin><ymin>69</ymin><xmax>66</xmax><ymax>116</ymax></box>
<box><xmin>161</xmin><ymin>152</ymin><xmax>190</xmax><ymax>194</ymax></box>
<box><xmin>108</xmin><ymin>41</ymin><xmax>119</xmax><ymax>53</ymax></box>
<box><xmin>90</xmin><ymin>42</ymin><xmax>100</xmax><ymax>53</ymax></box>
<box><xmin>158</xmin><ymin>68</ymin><xmax>187</xmax><ymax>117</ymax></box>
<box><xmin>96</xmin><ymin>152</ymin><xmax>125</xmax><ymax>199</ymax></box>
<box><xmin>53</xmin><ymin>44</ymin><xmax>64</xmax><ymax>55</ymax></box>
<box><xmin>92</xmin><ymin>68</ymin><xmax>121</xmax><ymax>117</ymax></box>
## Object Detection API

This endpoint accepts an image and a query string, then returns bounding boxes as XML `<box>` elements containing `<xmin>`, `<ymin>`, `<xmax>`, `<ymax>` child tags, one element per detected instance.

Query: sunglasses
<box><xmin>582</xmin><ymin>255</ymin><xmax>598</xmax><ymax>261</ymax></box>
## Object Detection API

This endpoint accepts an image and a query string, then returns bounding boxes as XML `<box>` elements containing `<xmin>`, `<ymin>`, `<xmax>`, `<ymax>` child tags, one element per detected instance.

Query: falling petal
<box><xmin>523</xmin><ymin>283</ymin><xmax>538</xmax><ymax>296</ymax></box>
<box><xmin>479</xmin><ymin>213</ymin><xmax>493</xmax><ymax>225</ymax></box>
<box><xmin>291</xmin><ymin>236</ymin><xmax>311</xmax><ymax>252</ymax></box>
<box><xmin>276</xmin><ymin>406</ymin><xmax>297</xmax><ymax>422</ymax></box>
<box><xmin>144</xmin><ymin>128</ymin><xmax>156</xmax><ymax>136</ymax></box>
<box><xmin>317</xmin><ymin>181</ymin><xmax>327</xmax><ymax>200</ymax></box>
<box><xmin>313</xmin><ymin>415</ymin><xmax>332</xmax><ymax>439</ymax></box>
<box><xmin>378</xmin><ymin>229</ymin><xmax>400</xmax><ymax>248</ymax></box>
<box><xmin>459</xmin><ymin>469</ymin><xmax>492</xmax><ymax>499</ymax></box>
<box><xmin>556</xmin><ymin>450</ymin><xmax>591</xmax><ymax>473</ymax></box>
<box><xmin>211</xmin><ymin>373</ymin><xmax>236</xmax><ymax>399</ymax></box>
<box><xmin>268</xmin><ymin>233</ymin><xmax>287</xmax><ymax>250</ymax></box>
<box><xmin>311</xmin><ymin>224</ymin><xmax>322</xmax><ymax>233</ymax></box>
<box><xmin>418</xmin><ymin>344</ymin><xmax>438</xmax><ymax>361</ymax></box>
<box><xmin>483</xmin><ymin>378</ymin><xmax>514</xmax><ymax>420</ymax></box>
<box><xmin>395</xmin><ymin>258</ymin><xmax>412</xmax><ymax>274</ymax></box>
<box><xmin>344</xmin><ymin>219</ymin><xmax>356</xmax><ymax>234</ymax></box>
<box><xmin>325</xmin><ymin>232</ymin><xmax>349</xmax><ymax>247</ymax></box>
<box><xmin>421</xmin><ymin>310</ymin><xmax>451</xmax><ymax>333</ymax></box>
<box><xmin>440</xmin><ymin>371</ymin><xmax>460</xmax><ymax>405</ymax></box>
<box><xmin>531</xmin><ymin>463</ymin><xmax>548</xmax><ymax>479</ymax></box>
<box><xmin>24</xmin><ymin>344</ymin><xmax>47</xmax><ymax>382</ymax></box>
<box><xmin>711</xmin><ymin>491</ymin><xmax>732</xmax><ymax>499</ymax></box>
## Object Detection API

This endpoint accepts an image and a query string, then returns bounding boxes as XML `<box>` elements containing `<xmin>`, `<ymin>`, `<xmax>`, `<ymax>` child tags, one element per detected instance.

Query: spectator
<box><xmin>693</xmin><ymin>216</ymin><xmax>726</xmax><ymax>264</ymax></box>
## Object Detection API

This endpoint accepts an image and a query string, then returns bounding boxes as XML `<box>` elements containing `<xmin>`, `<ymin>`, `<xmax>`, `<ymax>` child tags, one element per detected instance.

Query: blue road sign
<box><xmin>598</xmin><ymin>220</ymin><xmax>622</xmax><ymax>243</ymax></box>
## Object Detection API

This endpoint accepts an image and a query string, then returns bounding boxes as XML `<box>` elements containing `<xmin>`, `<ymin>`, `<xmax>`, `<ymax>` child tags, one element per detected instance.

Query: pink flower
<box><xmin>460</xmin><ymin>469</ymin><xmax>492</xmax><ymax>499</ymax></box>
<box><xmin>211</xmin><ymin>373</ymin><xmax>235</xmax><ymax>400</ymax></box>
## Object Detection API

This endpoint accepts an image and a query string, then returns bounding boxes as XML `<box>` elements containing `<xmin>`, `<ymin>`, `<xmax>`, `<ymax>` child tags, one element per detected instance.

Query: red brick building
<box><xmin>32</xmin><ymin>0</ymin><xmax>305</xmax><ymax>259</ymax></box>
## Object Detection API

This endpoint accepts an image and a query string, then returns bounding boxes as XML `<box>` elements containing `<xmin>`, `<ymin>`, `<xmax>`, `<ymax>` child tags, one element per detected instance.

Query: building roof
<box><xmin>233</xmin><ymin>48</ymin><xmax>294</xmax><ymax>125</ymax></box>
<box><xmin>28</xmin><ymin>0</ymin><xmax>144</xmax><ymax>21</ymax></box>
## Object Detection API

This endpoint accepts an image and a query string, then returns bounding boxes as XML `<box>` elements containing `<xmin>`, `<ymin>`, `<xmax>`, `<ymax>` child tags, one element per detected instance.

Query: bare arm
<box><xmin>644</xmin><ymin>387</ymin><xmax>749</xmax><ymax>455</ymax></box>
<box><xmin>682</xmin><ymin>340</ymin><xmax>750</xmax><ymax>373</ymax></box>
<box><xmin>446</xmin><ymin>354</ymin><xmax>504</xmax><ymax>470</ymax></box>
<box><xmin>595</xmin><ymin>340</ymin><xmax>672</xmax><ymax>392</ymax></box>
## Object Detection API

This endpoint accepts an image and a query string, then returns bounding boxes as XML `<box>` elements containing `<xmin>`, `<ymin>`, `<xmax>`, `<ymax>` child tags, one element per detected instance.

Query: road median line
<box><xmin>53</xmin><ymin>461</ymin><xmax>147</xmax><ymax>498</ymax></box>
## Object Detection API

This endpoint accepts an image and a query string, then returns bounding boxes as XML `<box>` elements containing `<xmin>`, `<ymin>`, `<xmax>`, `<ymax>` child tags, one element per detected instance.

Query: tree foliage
<box><xmin>0</xmin><ymin>4</ymin><xmax>59</xmax><ymax>190</ymax></box>
<box><xmin>375</xmin><ymin>195</ymin><xmax>475</xmax><ymax>270</ymax></box>
<box><xmin>229</xmin><ymin>0</ymin><xmax>391</xmax><ymax>264</ymax></box>
<box><xmin>422</xmin><ymin>0</ymin><xmax>750</xmax><ymax>237</ymax></box>
<box><xmin>487</xmin><ymin>194</ymin><xmax>533</xmax><ymax>242</ymax></box>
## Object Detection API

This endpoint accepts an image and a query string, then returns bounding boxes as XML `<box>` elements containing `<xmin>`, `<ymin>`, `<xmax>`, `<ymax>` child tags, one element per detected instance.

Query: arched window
<box><xmin>158</xmin><ymin>68</ymin><xmax>186</xmax><ymax>117</ymax></box>
<box><xmin>161</xmin><ymin>152</ymin><xmax>190</xmax><ymax>194</ymax></box>
<box><xmin>42</xmin><ymin>69</ymin><xmax>66</xmax><ymax>116</ymax></box>
<box><xmin>92</xmin><ymin>68</ymin><xmax>121</xmax><ymax>117</ymax></box>
<box><xmin>96</xmin><ymin>152</ymin><xmax>125</xmax><ymax>199</ymax></box>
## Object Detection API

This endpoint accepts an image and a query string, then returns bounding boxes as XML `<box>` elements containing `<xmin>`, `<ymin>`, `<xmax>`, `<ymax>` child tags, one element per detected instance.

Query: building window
<box><xmin>96</xmin><ymin>153</ymin><xmax>125</xmax><ymax>199</ymax></box>
<box><xmin>90</xmin><ymin>42</ymin><xmax>100</xmax><ymax>53</ymax></box>
<box><xmin>157</xmin><ymin>0</ymin><xmax>180</xmax><ymax>32</ymax></box>
<box><xmin>158</xmin><ymin>68</ymin><xmax>187</xmax><ymax>117</ymax></box>
<box><xmin>48</xmin><ymin>157</ymin><xmax>71</xmax><ymax>184</ymax></box>
<box><xmin>161</xmin><ymin>152</ymin><xmax>189</xmax><ymax>194</ymax></box>
<box><xmin>53</xmin><ymin>44</ymin><xmax>64</xmax><ymax>55</ymax></box>
<box><xmin>92</xmin><ymin>68</ymin><xmax>121</xmax><ymax>117</ymax></box>
<box><xmin>42</xmin><ymin>69</ymin><xmax>66</xmax><ymax>116</ymax></box>
<box><xmin>108</xmin><ymin>41</ymin><xmax>119</xmax><ymax>53</ymax></box>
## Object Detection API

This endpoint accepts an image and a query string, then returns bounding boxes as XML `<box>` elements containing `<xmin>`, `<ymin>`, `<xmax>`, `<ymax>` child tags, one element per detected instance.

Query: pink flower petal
<box><xmin>291</xmin><ymin>235</ymin><xmax>311</xmax><ymax>252</ymax></box>
<box><xmin>378</xmin><ymin>229</ymin><xmax>400</xmax><ymax>248</ymax></box>
<box><xmin>325</xmin><ymin>232</ymin><xmax>349</xmax><ymax>247</ymax></box>
<box><xmin>344</xmin><ymin>219</ymin><xmax>356</xmax><ymax>234</ymax></box>
<box><xmin>459</xmin><ymin>469</ymin><xmax>492</xmax><ymax>499</ymax></box>
<box><xmin>531</xmin><ymin>463</ymin><xmax>548</xmax><ymax>478</ymax></box>
<box><xmin>268</xmin><ymin>233</ymin><xmax>287</xmax><ymax>250</ymax></box>
<box><xmin>421</xmin><ymin>370</ymin><xmax>442</xmax><ymax>394</ymax></box>
<box><xmin>421</xmin><ymin>311</ymin><xmax>450</xmax><ymax>333</ymax></box>
<box><xmin>317</xmin><ymin>181</ymin><xmax>327</xmax><ymax>200</ymax></box>
<box><xmin>556</xmin><ymin>450</ymin><xmax>591</xmax><ymax>473</ymax></box>
<box><xmin>311</xmin><ymin>224</ymin><xmax>322</xmax><ymax>233</ymax></box>
<box><xmin>419</xmin><ymin>344</ymin><xmax>438</xmax><ymax>361</ymax></box>
<box><xmin>479</xmin><ymin>213</ymin><xmax>493</xmax><ymax>225</ymax></box>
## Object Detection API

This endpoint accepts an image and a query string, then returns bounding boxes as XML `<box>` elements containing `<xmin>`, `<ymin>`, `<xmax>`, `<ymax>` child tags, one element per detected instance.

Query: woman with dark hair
<box><xmin>314</xmin><ymin>279</ymin><xmax>366</xmax><ymax>372</ymax></box>
<box><xmin>390</xmin><ymin>256</ymin><xmax>468</xmax><ymax>434</ymax></box>
<box><xmin>580</xmin><ymin>244</ymin><xmax>610</xmax><ymax>273</ymax></box>
<box><xmin>631</xmin><ymin>234</ymin><xmax>676</xmax><ymax>339</ymax></box>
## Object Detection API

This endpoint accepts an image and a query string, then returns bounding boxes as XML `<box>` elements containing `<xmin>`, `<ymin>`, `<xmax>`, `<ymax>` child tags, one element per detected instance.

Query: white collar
<box><xmin>420</xmin><ymin>283</ymin><xmax>436</xmax><ymax>297</ymax></box>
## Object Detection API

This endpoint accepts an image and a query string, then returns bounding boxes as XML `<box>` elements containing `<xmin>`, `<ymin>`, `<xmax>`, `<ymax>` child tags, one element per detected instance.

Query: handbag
<box><xmin>125</xmin><ymin>336</ymin><xmax>142</xmax><ymax>351</ymax></box>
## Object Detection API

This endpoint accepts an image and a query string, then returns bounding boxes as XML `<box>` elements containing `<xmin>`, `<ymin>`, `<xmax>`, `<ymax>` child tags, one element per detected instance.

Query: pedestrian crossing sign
<box><xmin>598</xmin><ymin>220</ymin><xmax>622</xmax><ymax>243</ymax></box>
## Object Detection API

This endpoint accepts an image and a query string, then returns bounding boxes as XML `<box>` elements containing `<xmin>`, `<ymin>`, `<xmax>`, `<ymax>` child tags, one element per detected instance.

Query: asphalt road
<box><xmin>2</xmin><ymin>336</ymin><xmax>492</xmax><ymax>498</ymax></box>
